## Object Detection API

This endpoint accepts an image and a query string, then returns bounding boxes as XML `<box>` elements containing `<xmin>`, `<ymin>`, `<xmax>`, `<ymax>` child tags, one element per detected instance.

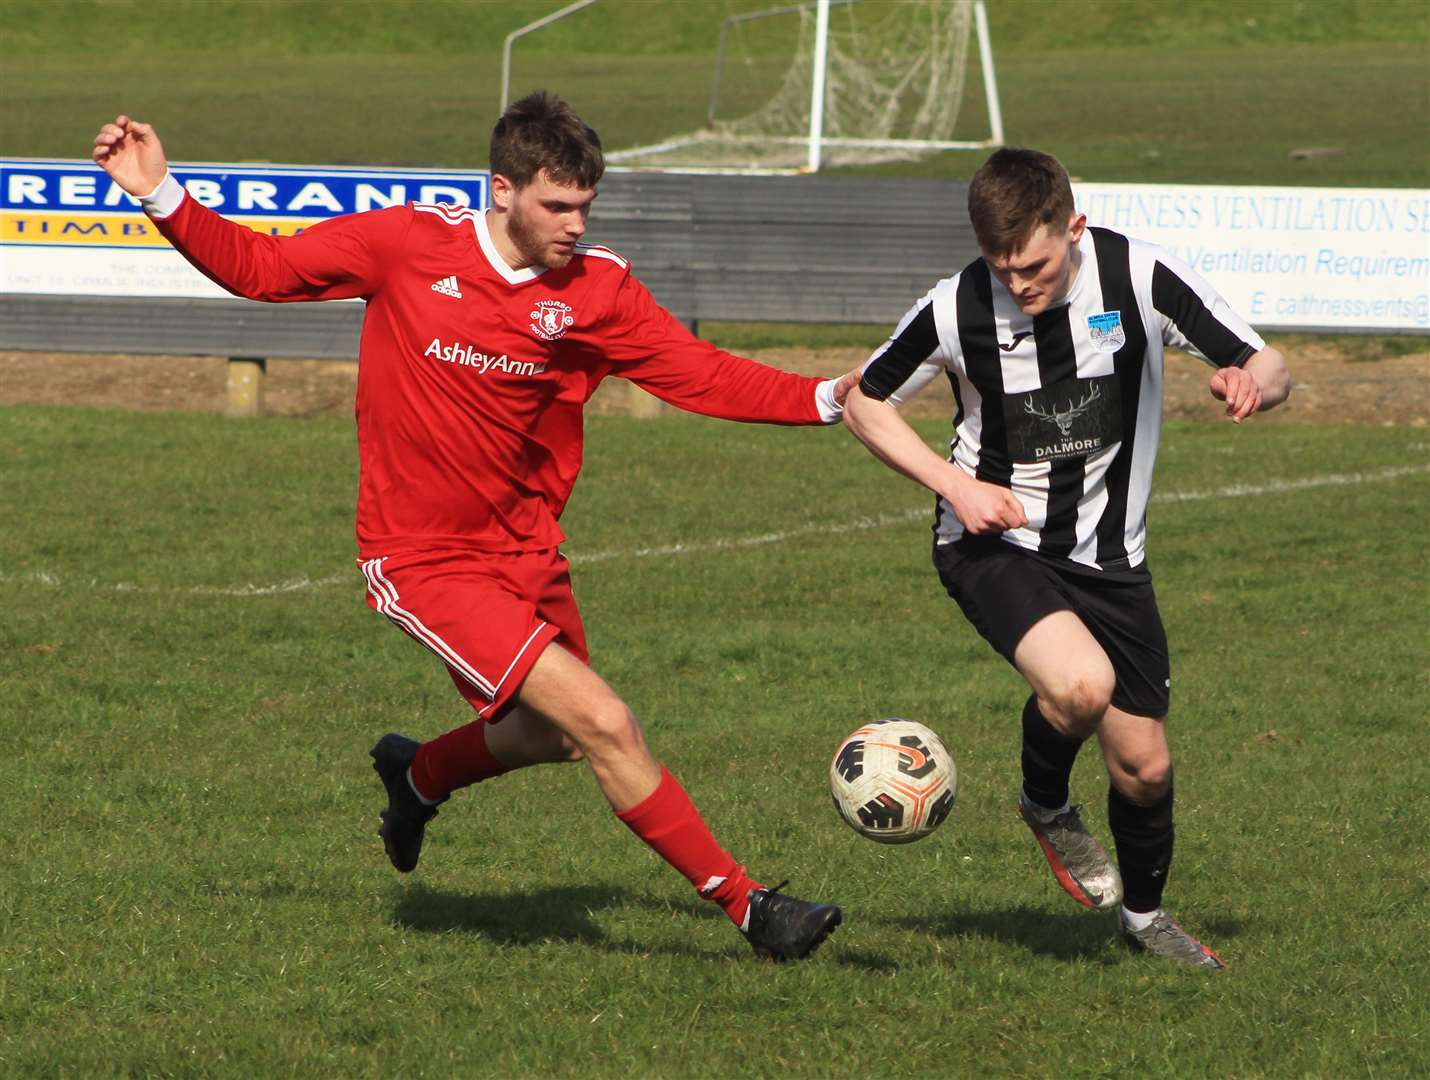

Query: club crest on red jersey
<box><xmin>529</xmin><ymin>299</ymin><xmax>575</xmax><ymax>341</ymax></box>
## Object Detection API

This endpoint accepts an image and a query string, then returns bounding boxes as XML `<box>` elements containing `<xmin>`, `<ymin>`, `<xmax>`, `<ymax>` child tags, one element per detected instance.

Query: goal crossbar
<box><xmin>609</xmin><ymin>136</ymin><xmax>995</xmax><ymax>162</ymax></box>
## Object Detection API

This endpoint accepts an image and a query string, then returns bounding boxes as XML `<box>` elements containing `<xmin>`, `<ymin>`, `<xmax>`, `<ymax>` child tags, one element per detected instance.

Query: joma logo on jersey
<box><xmin>529</xmin><ymin>299</ymin><xmax>575</xmax><ymax>341</ymax></box>
<box><xmin>423</xmin><ymin>338</ymin><xmax>547</xmax><ymax>377</ymax></box>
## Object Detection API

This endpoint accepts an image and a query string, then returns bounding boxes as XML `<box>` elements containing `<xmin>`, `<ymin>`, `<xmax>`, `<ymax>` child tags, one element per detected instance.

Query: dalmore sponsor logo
<box><xmin>424</xmin><ymin>338</ymin><xmax>547</xmax><ymax>376</ymax></box>
<box><xmin>1004</xmin><ymin>376</ymin><xmax>1121</xmax><ymax>464</ymax></box>
<box><xmin>1034</xmin><ymin>437</ymin><xmax>1103</xmax><ymax>460</ymax></box>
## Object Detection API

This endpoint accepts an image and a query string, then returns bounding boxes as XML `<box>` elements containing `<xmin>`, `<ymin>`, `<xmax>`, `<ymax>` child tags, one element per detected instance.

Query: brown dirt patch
<box><xmin>1</xmin><ymin>340</ymin><xmax>1425</xmax><ymax>425</ymax></box>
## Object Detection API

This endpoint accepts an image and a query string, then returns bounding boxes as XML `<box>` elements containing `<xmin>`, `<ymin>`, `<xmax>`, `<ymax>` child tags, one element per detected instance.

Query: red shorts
<box><xmin>359</xmin><ymin>548</ymin><xmax>588</xmax><ymax>720</ymax></box>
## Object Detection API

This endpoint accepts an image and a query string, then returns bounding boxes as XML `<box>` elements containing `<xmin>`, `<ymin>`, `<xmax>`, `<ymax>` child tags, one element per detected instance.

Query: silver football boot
<box><xmin>1120</xmin><ymin>911</ymin><xmax>1226</xmax><ymax>970</ymax></box>
<box><xmin>1018</xmin><ymin>790</ymin><xmax>1124</xmax><ymax>910</ymax></box>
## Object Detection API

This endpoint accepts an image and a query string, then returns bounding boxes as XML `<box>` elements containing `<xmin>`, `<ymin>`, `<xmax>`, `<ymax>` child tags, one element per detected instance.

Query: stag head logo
<box><xmin>1024</xmin><ymin>383</ymin><xmax>1103</xmax><ymax>438</ymax></box>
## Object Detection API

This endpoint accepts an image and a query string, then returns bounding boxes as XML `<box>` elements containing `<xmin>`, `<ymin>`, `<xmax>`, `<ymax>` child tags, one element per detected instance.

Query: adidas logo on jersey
<box><xmin>431</xmin><ymin>275</ymin><xmax>463</xmax><ymax>299</ymax></box>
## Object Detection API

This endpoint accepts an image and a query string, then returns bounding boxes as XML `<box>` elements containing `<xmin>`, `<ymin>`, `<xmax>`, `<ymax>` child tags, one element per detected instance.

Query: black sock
<box><xmin>1020</xmin><ymin>694</ymin><xmax>1084</xmax><ymax>810</ymax></box>
<box><xmin>1107</xmin><ymin>782</ymin><xmax>1174</xmax><ymax>913</ymax></box>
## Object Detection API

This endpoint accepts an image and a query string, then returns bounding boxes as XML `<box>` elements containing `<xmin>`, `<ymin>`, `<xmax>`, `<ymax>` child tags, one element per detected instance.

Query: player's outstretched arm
<box><xmin>844</xmin><ymin>386</ymin><xmax>1027</xmax><ymax>534</ymax></box>
<box><xmin>93</xmin><ymin>115</ymin><xmax>169</xmax><ymax>198</ymax></box>
<box><xmin>601</xmin><ymin>279</ymin><xmax>850</xmax><ymax>425</ymax></box>
<box><xmin>1209</xmin><ymin>345</ymin><xmax>1292</xmax><ymax>423</ymax></box>
<box><xmin>92</xmin><ymin>115</ymin><xmax>395</xmax><ymax>304</ymax></box>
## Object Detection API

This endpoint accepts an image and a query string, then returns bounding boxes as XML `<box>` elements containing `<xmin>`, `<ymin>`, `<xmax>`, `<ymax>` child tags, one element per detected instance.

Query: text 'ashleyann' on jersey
<box><xmin>859</xmin><ymin>227</ymin><xmax>1264</xmax><ymax>575</ymax></box>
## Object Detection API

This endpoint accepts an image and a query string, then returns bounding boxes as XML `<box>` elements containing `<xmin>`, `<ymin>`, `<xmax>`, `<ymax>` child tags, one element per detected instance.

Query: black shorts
<box><xmin>932</xmin><ymin>536</ymin><xmax>1171</xmax><ymax>717</ymax></box>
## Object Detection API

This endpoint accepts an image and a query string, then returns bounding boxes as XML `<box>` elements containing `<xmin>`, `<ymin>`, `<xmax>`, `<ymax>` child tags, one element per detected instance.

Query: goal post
<box><xmin>973</xmin><ymin>0</ymin><xmax>1005</xmax><ymax>148</ymax></box>
<box><xmin>807</xmin><ymin>0</ymin><xmax>832</xmax><ymax>173</ymax></box>
<box><xmin>607</xmin><ymin>0</ymin><xmax>1004</xmax><ymax>174</ymax></box>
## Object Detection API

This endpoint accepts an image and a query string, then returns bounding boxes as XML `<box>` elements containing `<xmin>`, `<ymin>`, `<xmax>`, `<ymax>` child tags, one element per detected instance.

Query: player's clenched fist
<box><xmin>830</xmin><ymin>366</ymin><xmax>862</xmax><ymax>407</ymax></box>
<box><xmin>93</xmin><ymin>115</ymin><xmax>169</xmax><ymax>197</ymax></box>
<box><xmin>946</xmin><ymin>472</ymin><xmax>1028</xmax><ymax>534</ymax></box>
<box><xmin>1208</xmin><ymin>365</ymin><xmax>1262</xmax><ymax>424</ymax></box>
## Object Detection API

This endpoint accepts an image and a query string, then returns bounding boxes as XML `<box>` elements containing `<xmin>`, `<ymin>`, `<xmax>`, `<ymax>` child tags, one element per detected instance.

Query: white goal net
<box><xmin>607</xmin><ymin>0</ymin><xmax>1001</xmax><ymax>173</ymax></box>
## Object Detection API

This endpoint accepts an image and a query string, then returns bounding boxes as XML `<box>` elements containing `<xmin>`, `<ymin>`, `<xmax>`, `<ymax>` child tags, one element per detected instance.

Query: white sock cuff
<box><xmin>1120</xmin><ymin>906</ymin><xmax>1161</xmax><ymax>931</ymax></box>
<box><xmin>406</xmin><ymin>766</ymin><xmax>441</xmax><ymax>806</ymax></box>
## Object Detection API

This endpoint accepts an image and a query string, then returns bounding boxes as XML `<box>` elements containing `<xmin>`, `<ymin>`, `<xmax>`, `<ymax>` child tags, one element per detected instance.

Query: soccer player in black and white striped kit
<box><xmin>845</xmin><ymin>149</ymin><xmax>1291</xmax><ymax>969</ymax></box>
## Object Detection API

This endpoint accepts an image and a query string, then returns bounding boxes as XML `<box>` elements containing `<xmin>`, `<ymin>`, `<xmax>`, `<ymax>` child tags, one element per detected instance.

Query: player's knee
<box><xmin>1043</xmin><ymin>673</ymin><xmax>1113</xmax><ymax>734</ymax></box>
<box><xmin>567</xmin><ymin>695</ymin><xmax>643</xmax><ymax>759</ymax></box>
<box><xmin>1112</xmin><ymin>754</ymin><xmax>1172</xmax><ymax>803</ymax></box>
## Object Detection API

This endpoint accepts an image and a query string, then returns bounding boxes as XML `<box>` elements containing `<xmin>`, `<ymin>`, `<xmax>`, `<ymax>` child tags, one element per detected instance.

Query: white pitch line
<box><xmin>6</xmin><ymin>464</ymin><xmax>1426</xmax><ymax>596</ymax></box>
<box><xmin>568</xmin><ymin>507</ymin><xmax>927</xmax><ymax>565</ymax></box>
<box><xmin>570</xmin><ymin>463</ymin><xmax>1430</xmax><ymax>565</ymax></box>
<box><xmin>3</xmin><ymin>572</ymin><xmax>348</xmax><ymax>598</ymax></box>
<box><xmin>1150</xmin><ymin>463</ymin><xmax>1429</xmax><ymax>503</ymax></box>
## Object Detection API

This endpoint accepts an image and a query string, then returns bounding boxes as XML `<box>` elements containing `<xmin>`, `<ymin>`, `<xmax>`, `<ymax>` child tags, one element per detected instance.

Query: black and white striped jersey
<box><xmin>860</xmin><ymin>226</ymin><xmax>1264</xmax><ymax>574</ymax></box>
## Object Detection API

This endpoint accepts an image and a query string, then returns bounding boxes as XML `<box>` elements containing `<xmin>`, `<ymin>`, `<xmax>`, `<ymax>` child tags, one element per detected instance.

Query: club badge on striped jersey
<box><xmin>1086</xmin><ymin>310</ymin><xmax>1126</xmax><ymax>353</ymax></box>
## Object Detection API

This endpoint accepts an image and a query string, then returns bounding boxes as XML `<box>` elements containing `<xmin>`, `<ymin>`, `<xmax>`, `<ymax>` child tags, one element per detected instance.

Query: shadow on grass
<box><xmin>395</xmin><ymin>883</ymin><xmax>881</xmax><ymax>967</ymax></box>
<box><xmin>393</xmin><ymin>882</ymin><xmax>733</xmax><ymax>960</ymax></box>
<box><xmin>1195</xmin><ymin>914</ymin><xmax>1246</xmax><ymax>941</ymax></box>
<box><xmin>831</xmin><ymin>948</ymin><xmax>902</xmax><ymax>973</ymax></box>
<box><xmin>393</xmin><ymin>882</ymin><xmax>626</xmax><ymax>946</ymax></box>
<box><xmin>899</xmin><ymin>904</ymin><xmax>1121</xmax><ymax>963</ymax></box>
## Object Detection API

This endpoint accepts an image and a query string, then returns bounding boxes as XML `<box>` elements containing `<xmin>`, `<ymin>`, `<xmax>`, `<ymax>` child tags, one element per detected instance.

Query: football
<box><xmin>830</xmin><ymin>719</ymin><xmax>957</xmax><ymax>844</ymax></box>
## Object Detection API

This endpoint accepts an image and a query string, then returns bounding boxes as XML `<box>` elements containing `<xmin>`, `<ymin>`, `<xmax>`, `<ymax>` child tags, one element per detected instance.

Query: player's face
<box><xmin>497</xmin><ymin>170</ymin><xmax>597</xmax><ymax>270</ymax></box>
<box><xmin>983</xmin><ymin>214</ymin><xmax>1086</xmax><ymax>315</ymax></box>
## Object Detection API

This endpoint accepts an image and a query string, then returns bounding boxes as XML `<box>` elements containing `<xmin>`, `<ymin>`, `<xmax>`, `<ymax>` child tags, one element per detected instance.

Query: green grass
<box><xmin>3</xmin><ymin>0</ymin><xmax>1427</xmax><ymax>186</ymax></box>
<box><xmin>1</xmin><ymin>2</ymin><xmax>1427</xmax><ymax>1073</ymax></box>
<box><xmin>8</xmin><ymin>1</ymin><xmax>1420</xmax><ymax>56</ymax></box>
<box><xmin>2</xmin><ymin>403</ymin><xmax>1427</xmax><ymax>1077</ymax></box>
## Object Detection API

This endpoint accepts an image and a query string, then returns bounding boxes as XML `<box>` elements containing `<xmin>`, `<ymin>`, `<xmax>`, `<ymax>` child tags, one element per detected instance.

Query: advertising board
<box><xmin>1</xmin><ymin>159</ymin><xmax>490</xmax><ymax>299</ymax></box>
<box><xmin>1075</xmin><ymin>182</ymin><xmax>1429</xmax><ymax>332</ymax></box>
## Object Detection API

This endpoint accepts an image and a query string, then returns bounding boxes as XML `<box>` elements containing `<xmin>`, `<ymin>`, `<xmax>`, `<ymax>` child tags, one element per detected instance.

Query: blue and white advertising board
<box><xmin>0</xmin><ymin>158</ymin><xmax>490</xmax><ymax>299</ymax></box>
<box><xmin>3</xmin><ymin>161</ymin><xmax>1425</xmax><ymax>332</ymax></box>
<box><xmin>1074</xmin><ymin>182</ymin><xmax>1430</xmax><ymax>332</ymax></box>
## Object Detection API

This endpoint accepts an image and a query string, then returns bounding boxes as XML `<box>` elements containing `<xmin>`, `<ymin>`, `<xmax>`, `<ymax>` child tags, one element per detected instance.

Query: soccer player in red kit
<box><xmin>93</xmin><ymin>92</ymin><xmax>846</xmax><ymax>961</ymax></box>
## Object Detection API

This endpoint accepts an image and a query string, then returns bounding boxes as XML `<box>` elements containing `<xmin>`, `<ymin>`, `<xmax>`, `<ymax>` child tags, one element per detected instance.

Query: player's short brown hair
<box><xmin>967</xmin><ymin>148</ymin><xmax>1076</xmax><ymax>257</ymax></box>
<box><xmin>490</xmin><ymin>90</ymin><xmax>604</xmax><ymax>189</ymax></box>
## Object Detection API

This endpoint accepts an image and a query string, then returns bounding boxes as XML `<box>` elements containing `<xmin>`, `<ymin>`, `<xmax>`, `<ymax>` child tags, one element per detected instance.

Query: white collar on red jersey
<box><xmin>474</xmin><ymin>208</ymin><xmax>548</xmax><ymax>286</ymax></box>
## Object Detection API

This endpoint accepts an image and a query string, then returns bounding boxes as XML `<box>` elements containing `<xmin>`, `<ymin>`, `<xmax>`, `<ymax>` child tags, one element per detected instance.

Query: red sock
<box><xmin>410</xmin><ymin>719</ymin><xmax>511</xmax><ymax>801</ymax></box>
<box><xmin>616</xmin><ymin>766</ymin><xmax>762</xmax><ymax>928</ymax></box>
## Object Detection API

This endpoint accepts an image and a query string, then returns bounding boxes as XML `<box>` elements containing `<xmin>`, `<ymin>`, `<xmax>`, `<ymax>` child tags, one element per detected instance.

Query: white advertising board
<box><xmin>1074</xmin><ymin>182</ymin><xmax>1429</xmax><ymax>333</ymax></box>
<box><xmin>0</xmin><ymin>158</ymin><xmax>490</xmax><ymax>300</ymax></box>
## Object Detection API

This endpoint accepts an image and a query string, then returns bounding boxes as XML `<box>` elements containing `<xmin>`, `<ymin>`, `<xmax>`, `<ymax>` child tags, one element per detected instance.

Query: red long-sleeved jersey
<box><xmin>146</xmin><ymin>180</ymin><xmax>831</xmax><ymax>557</ymax></box>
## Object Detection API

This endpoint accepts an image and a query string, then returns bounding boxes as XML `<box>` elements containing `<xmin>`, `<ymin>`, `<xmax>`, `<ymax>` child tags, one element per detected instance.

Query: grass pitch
<box><xmin>2</xmin><ymin>405</ymin><xmax>1426</xmax><ymax>1077</ymax></box>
